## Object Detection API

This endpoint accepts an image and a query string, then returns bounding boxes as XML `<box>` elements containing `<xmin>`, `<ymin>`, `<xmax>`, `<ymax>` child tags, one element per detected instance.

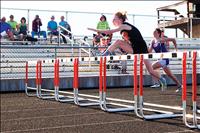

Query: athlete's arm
<box><xmin>88</xmin><ymin>24</ymin><xmax>131</xmax><ymax>35</ymax></box>
<box><xmin>148</xmin><ymin>39</ymin><xmax>154</xmax><ymax>53</ymax></box>
<box><xmin>165</xmin><ymin>38</ymin><xmax>177</xmax><ymax>51</ymax></box>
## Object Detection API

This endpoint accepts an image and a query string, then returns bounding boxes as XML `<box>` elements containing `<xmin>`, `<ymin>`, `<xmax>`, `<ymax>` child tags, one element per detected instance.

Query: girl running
<box><xmin>149</xmin><ymin>28</ymin><xmax>182</xmax><ymax>92</ymax></box>
<box><xmin>88</xmin><ymin>11</ymin><xmax>167</xmax><ymax>90</ymax></box>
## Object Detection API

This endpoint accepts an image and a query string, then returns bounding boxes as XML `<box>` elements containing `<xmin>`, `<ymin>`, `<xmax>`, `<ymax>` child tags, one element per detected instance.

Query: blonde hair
<box><xmin>115</xmin><ymin>11</ymin><xmax>127</xmax><ymax>22</ymax></box>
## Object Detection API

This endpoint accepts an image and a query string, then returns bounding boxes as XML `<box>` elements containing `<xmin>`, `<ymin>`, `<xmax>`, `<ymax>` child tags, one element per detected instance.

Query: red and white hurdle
<box><xmin>136</xmin><ymin>53</ymin><xmax>183</xmax><ymax>120</ymax></box>
<box><xmin>73</xmin><ymin>57</ymin><xmax>101</xmax><ymax>106</ymax></box>
<box><xmin>183</xmin><ymin>51</ymin><xmax>200</xmax><ymax>129</ymax></box>
<box><xmin>25</xmin><ymin>50</ymin><xmax>200</xmax><ymax>129</ymax></box>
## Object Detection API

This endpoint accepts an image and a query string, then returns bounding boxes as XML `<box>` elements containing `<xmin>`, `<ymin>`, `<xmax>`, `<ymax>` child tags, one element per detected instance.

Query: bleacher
<box><xmin>1</xmin><ymin>38</ymin><xmax>200</xmax><ymax>76</ymax></box>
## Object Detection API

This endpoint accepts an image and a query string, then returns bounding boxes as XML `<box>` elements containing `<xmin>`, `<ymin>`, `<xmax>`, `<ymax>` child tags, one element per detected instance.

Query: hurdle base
<box><xmin>75</xmin><ymin>97</ymin><xmax>100</xmax><ymax>106</ymax></box>
<box><xmin>57</xmin><ymin>96</ymin><xmax>75</xmax><ymax>102</ymax></box>
<box><xmin>143</xmin><ymin>113</ymin><xmax>182</xmax><ymax>120</ymax></box>
<box><xmin>104</xmin><ymin>107</ymin><xmax>134</xmax><ymax>113</ymax></box>
<box><xmin>101</xmin><ymin>102</ymin><xmax>135</xmax><ymax>112</ymax></box>
<box><xmin>25</xmin><ymin>86</ymin><xmax>37</xmax><ymax>97</ymax></box>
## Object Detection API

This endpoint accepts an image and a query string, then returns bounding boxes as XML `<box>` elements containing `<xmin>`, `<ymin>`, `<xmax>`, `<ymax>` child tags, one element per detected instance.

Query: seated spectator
<box><xmin>0</xmin><ymin>17</ymin><xmax>14</xmax><ymax>41</ymax></box>
<box><xmin>97</xmin><ymin>36</ymin><xmax>110</xmax><ymax>54</ymax></box>
<box><xmin>7</xmin><ymin>15</ymin><xmax>18</xmax><ymax>35</ymax></box>
<box><xmin>18</xmin><ymin>17</ymin><xmax>28</xmax><ymax>41</ymax></box>
<box><xmin>31</xmin><ymin>15</ymin><xmax>47</xmax><ymax>39</ymax></box>
<box><xmin>93</xmin><ymin>15</ymin><xmax>112</xmax><ymax>45</ymax></box>
<box><xmin>47</xmin><ymin>15</ymin><xmax>58</xmax><ymax>43</ymax></box>
<box><xmin>97</xmin><ymin>15</ymin><xmax>110</xmax><ymax>30</ymax></box>
<box><xmin>95</xmin><ymin>35</ymin><xmax>127</xmax><ymax>74</ymax></box>
<box><xmin>92</xmin><ymin>32</ymin><xmax>103</xmax><ymax>46</ymax></box>
<box><xmin>59</xmin><ymin>16</ymin><xmax>72</xmax><ymax>44</ymax></box>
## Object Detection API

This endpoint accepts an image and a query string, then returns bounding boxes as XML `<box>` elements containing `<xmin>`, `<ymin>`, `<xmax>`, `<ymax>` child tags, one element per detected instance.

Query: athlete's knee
<box><xmin>115</xmin><ymin>39</ymin><xmax>122</xmax><ymax>45</ymax></box>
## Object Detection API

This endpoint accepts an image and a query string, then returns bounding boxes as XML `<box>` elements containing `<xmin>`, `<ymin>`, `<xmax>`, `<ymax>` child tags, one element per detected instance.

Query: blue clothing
<box><xmin>152</xmin><ymin>42</ymin><xmax>168</xmax><ymax>53</ymax></box>
<box><xmin>31</xmin><ymin>31</ymin><xmax>47</xmax><ymax>39</ymax></box>
<box><xmin>152</xmin><ymin>41</ymin><xmax>169</xmax><ymax>66</ymax></box>
<box><xmin>47</xmin><ymin>21</ymin><xmax>57</xmax><ymax>31</ymax></box>
<box><xmin>59</xmin><ymin>21</ymin><xmax>70</xmax><ymax>29</ymax></box>
<box><xmin>0</xmin><ymin>22</ymin><xmax>11</xmax><ymax>33</ymax></box>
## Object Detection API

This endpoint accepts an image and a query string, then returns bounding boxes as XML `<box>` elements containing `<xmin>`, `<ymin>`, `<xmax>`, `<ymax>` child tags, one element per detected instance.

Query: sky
<box><xmin>1</xmin><ymin>1</ymin><xmax>186</xmax><ymax>37</ymax></box>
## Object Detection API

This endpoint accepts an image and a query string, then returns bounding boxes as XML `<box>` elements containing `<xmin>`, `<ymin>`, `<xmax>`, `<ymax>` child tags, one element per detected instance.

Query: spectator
<box><xmin>97</xmin><ymin>36</ymin><xmax>110</xmax><ymax>54</ymax></box>
<box><xmin>92</xmin><ymin>32</ymin><xmax>103</xmax><ymax>46</ymax></box>
<box><xmin>97</xmin><ymin>15</ymin><xmax>110</xmax><ymax>30</ymax></box>
<box><xmin>47</xmin><ymin>15</ymin><xmax>58</xmax><ymax>43</ymax></box>
<box><xmin>93</xmin><ymin>15</ymin><xmax>112</xmax><ymax>45</ymax></box>
<box><xmin>18</xmin><ymin>17</ymin><xmax>28</xmax><ymax>41</ymax></box>
<box><xmin>0</xmin><ymin>17</ymin><xmax>14</xmax><ymax>41</ymax></box>
<box><xmin>59</xmin><ymin>16</ymin><xmax>72</xmax><ymax>44</ymax></box>
<box><xmin>31</xmin><ymin>15</ymin><xmax>47</xmax><ymax>39</ymax></box>
<box><xmin>7</xmin><ymin>15</ymin><xmax>18</xmax><ymax>35</ymax></box>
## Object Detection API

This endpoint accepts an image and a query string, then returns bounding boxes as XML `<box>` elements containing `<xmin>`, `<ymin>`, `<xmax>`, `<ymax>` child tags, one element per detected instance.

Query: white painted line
<box><xmin>1</xmin><ymin>119</ymin><xmax>141</xmax><ymax>133</ymax></box>
<box><xmin>165</xmin><ymin>130</ymin><xmax>195</xmax><ymax>133</ymax></box>
<box><xmin>1</xmin><ymin>112</ymin><xmax>105</xmax><ymax>122</ymax></box>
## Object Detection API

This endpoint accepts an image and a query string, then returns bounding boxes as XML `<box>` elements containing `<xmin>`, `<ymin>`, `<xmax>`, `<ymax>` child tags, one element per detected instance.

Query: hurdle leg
<box><xmin>37</xmin><ymin>60</ymin><xmax>55</xmax><ymax>100</ymax></box>
<box><xmin>25</xmin><ymin>83</ymin><xmax>37</xmax><ymax>97</ymax></box>
<box><xmin>99</xmin><ymin>57</ymin><xmax>135</xmax><ymax>112</ymax></box>
<box><xmin>25</xmin><ymin>62</ymin><xmax>37</xmax><ymax>97</ymax></box>
<box><xmin>138</xmin><ymin>54</ymin><xmax>182</xmax><ymax>120</ymax></box>
<box><xmin>73</xmin><ymin>58</ymin><xmax>100</xmax><ymax>107</ymax></box>
<box><xmin>182</xmin><ymin>51</ymin><xmax>200</xmax><ymax>129</ymax></box>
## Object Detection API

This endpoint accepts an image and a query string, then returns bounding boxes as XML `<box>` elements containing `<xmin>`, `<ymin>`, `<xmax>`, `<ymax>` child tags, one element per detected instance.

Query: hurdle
<box><xmin>34</xmin><ymin>60</ymin><xmax>57</xmax><ymax>99</ymax></box>
<box><xmin>25</xmin><ymin>61</ymin><xmax>38</xmax><ymax>96</ymax></box>
<box><xmin>183</xmin><ymin>51</ymin><xmax>200</xmax><ymax>129</ymax></box>
<box><xmin>25</xmin><ymin>60</ymin><xmax>54</xmax><ymax>99</ymax></box>
<box><xmin>54</xmin><ymin>59</ymin><xmax>75</xmax><ymax>102</ymax></box>
<box><xmin>73</xmin><ymin>57</ymin><xmax>102</xmax><ymax>106</ymax></box>
<box><xmin>99</xmin><ymin>55</ymin><xmax>136</xmax><ymax>112</ymax></box>
<box><xmin>136</xmin><ymin>52</ymin><xmax>185</xmax><ymax>120</ymax></box>
<box><xmin>98</xmin><ymin>54</ymin><xmax>181</xmax><ymax>113</ymax></box>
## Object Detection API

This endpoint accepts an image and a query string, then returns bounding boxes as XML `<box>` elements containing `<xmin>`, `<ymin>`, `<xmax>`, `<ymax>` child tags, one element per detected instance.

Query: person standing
<box><xmin>31</xmin><ymin>15</ymin><xmax>47</xmax><ymax>39</ymax></box>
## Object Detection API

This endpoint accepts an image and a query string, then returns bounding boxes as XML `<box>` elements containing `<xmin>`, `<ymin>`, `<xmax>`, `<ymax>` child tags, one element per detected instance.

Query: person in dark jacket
<box><xmin>31</xmin><ymin>15</ymin><xmax>47</xmax><ymax>39</ymax></box>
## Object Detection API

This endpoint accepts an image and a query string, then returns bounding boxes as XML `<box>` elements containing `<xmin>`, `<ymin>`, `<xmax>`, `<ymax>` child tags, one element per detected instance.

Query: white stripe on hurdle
<box><xmin>28</xmin><ymin>51</ymin><xmax>198</xmax><ymax>64</ymax></box>
<box><xmin>27</xmin><ymin>60</ymin><xmax>38</xmax><ymax>65</ymax></box>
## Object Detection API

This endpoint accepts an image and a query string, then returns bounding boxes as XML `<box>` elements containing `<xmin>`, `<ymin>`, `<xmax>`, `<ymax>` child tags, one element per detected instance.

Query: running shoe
<box><xmin>150</xmin><ymin>83</ymin><xmax>160</xmax><ymax>88</ymax></box>
<box><xmin>175</xmin><ymin>85</ymin><xmax>182</xmax><ymax>93</ymax></box>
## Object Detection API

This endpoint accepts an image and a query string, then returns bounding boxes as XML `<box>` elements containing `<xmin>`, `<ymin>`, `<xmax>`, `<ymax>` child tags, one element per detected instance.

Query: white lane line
<box><xmin>1</xmin><ymin>119</ymin><xmax>141</xmax><ymax>133</ymax></box>
<box><xmin>1</xmin><ymin>106</ymin><xmax>77</xmax><ymax>113</ymax></box>
<box><xmin>165</xmin><ymin>130</ymin><xmax>195</xmax><ymax>133</ymax></box>
<box><xmin>1</xmin><ymin>112</ymin><xmax>105</xmax><ymax>122</ymax></box>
